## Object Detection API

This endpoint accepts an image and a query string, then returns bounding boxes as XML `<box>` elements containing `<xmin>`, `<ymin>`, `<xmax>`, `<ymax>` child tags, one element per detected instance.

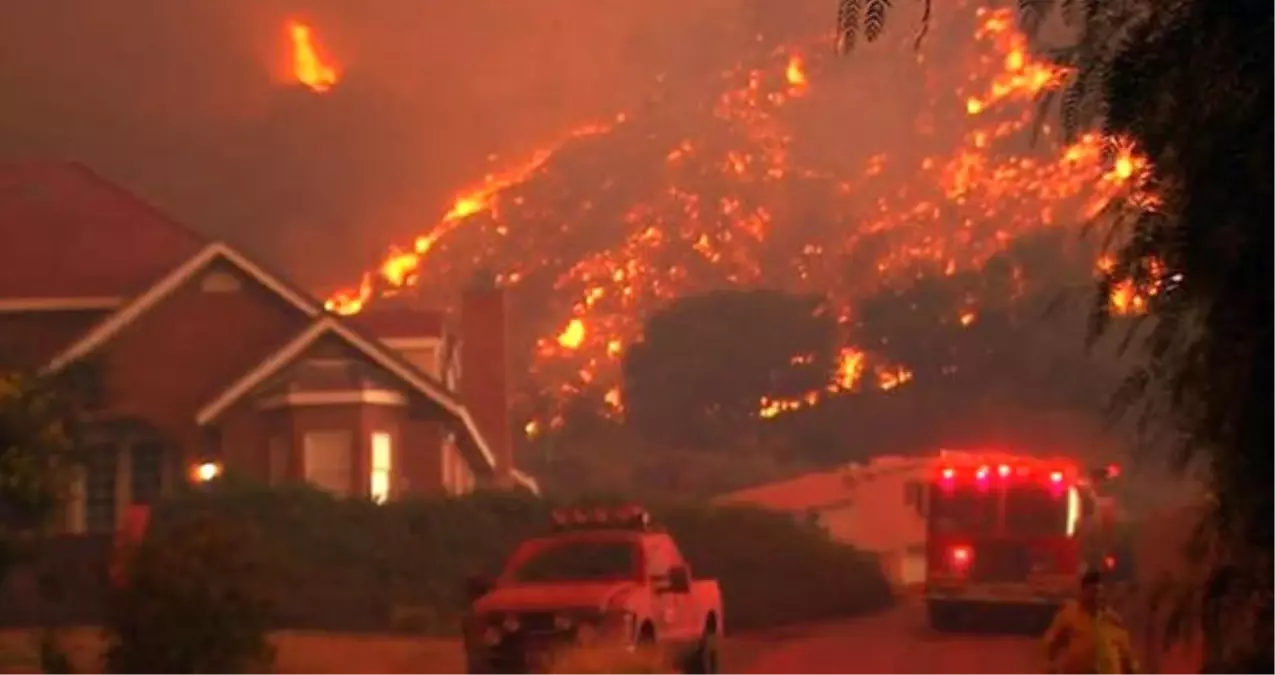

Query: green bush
<box><xmin>660</xmin><ymin>503</ymin><xmax>893</xmax><ymax>631</ymax></box>
<box><xmin>151</xmin><ymin>482</ymin><xmax>893</xmax><ymax>635</ymax></box>
<box><xmin>102</xmin><ymin>509</ymin><xmax>276</xmax><ymax>673</ymax></box>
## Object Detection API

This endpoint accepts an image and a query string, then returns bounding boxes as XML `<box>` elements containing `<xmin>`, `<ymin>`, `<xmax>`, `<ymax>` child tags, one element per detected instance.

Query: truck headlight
<box><xmin>482</xmin><ymin>625</ymin><xmax>503</xmax><ymax>646</ymax></box>
<box><xmin>576</xmin><ymin>622</ymin><xmax>599</xmax><ymax>644</ymax></box>
<box><xmin>501</xmin><ymin>614</ymin><xmax>521</xmax><ymax>633</ymax></box>
<box><xmin>602</xmin><ymin>609</ymin><xmax>636</xmax><ymax>638</ymax></box>
<box><xmin>553</xmin><ymin>613</ymin><xmax>576</xmax><ymax>631</ymax></box>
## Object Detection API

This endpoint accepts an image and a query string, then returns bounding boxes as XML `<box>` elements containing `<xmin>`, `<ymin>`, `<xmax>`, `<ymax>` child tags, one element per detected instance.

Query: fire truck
<box><xmin>923</xmin><ymin>451</ymin><xmax>1125</xmax><ymax>632</ymax></box>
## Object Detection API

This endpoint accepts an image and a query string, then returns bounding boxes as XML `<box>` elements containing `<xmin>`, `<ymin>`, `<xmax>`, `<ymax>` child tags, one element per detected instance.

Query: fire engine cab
<box><xmin>923</xmin><ymin>450</ymin><xmax>1122</xmax><ymax>632</ymax></box>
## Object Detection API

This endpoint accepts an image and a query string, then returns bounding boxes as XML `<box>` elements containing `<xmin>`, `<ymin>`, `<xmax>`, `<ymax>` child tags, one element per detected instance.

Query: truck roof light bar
<box><xmin>550</xmin><ymin>504</ymin><xmax>653</xmax><ymax>532</ymax></box>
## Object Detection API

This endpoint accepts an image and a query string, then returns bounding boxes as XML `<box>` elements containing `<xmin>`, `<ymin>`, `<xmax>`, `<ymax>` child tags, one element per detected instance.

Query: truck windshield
<box><xmin>1004</xmin><ymin>485</ymin><xmax>1069</xmax><ymax>536</ymax></box>
<box><xmin>505</xmin><ymin>539</ymin><xmax>640</xmax><ymax>584</ymax></box>
<box><xmin>930</xmin><ymin>486</ymin><xmax>997</xmax><ymax>535</ymax></box>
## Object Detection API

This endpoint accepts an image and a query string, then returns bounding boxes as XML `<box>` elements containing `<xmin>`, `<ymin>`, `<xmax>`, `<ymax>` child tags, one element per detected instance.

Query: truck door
<box><xmin>645</xmin><ymin>535</ymin><xmax>696</xmax><ymax>642</ymax></box>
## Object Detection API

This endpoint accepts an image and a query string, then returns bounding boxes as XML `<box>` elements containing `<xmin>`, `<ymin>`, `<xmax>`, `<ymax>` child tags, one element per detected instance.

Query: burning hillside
<box><xmin>324</xmin><ymin>6</ymin><xmax>1152</xmax><ymax>429</ymax></box>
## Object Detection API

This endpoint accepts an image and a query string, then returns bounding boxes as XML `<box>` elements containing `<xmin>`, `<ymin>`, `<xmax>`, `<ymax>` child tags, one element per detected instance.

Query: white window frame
<box><xmin>370</xmin><ymin>431</ymin><xmax>393</xmax><ymax>504</ymax></box>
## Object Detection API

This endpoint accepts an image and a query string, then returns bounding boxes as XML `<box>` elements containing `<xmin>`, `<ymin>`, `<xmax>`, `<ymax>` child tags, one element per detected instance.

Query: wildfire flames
<box><xmin>287</xmin><ymin>19</ymin><xmax>339</xmax><ymax>93</ymax></box>
<box><xmin>322</xmin><ymin>7</ymin><xmax>1155</xmax><ymax>428</ymax></box>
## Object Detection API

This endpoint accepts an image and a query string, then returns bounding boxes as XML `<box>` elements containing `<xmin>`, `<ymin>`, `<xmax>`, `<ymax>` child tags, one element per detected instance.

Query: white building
<box><xmin>716</xmin><ymin>454</ymin><xmax>936</xmax><ymax>590</ymax></box>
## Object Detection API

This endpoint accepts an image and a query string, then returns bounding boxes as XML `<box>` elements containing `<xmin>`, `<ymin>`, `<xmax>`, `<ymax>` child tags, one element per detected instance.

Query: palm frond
<box><xmin>835</xmin><ymin>0</ymin><xmax>861</xmax><ymax>54</ymax></box>
<box><xmin>863</xmin><ymin>0</ymin><xmax>890</xmax><ymax>43</ymax></box>
<box><xmin>1060</xmin><ymin>0</ymin><xmax>1081</xmax><ymax>26</ymax></box>
<box><xmin>913</xmin><ymin>0</ymin><xmax>932</xmax><ymax>51</ymax></box>
<box><xmin>1060</xmin><ymin>76</ymin><xmax>1086</xmax><ymax>140</ymax></box>
<box><xmin>1018</xmin><ymin>0</ymin><xmax>1057</xmax><ymax>37</ymax></box>
<box><xmin>1030</xmin><ymin>88</ymin><xmax>1057</xmax><ymax>144</ymax></box>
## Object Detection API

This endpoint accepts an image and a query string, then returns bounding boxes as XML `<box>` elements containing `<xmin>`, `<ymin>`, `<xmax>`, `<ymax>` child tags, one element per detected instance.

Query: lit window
<box><xmin>440</xmin><ymin>440</ymin><xmax>453</xmax><ymax>494</ymax></box>
<box><xmin>371</xmin><ymin>432</ymin><xmax>392</xmax><ymax>504</ymax></box>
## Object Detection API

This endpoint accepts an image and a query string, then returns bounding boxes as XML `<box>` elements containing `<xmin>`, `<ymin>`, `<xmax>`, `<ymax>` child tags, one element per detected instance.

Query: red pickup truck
<box><xmin>462</xmin><ymin>506</ymin><xmax>724</xmax><ymax>673</ymax></box>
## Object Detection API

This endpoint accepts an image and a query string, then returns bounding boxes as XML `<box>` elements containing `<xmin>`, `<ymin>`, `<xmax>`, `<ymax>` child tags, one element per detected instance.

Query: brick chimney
<box><xmin>347</xmin><ymin>306</ymin><xmax>446</xmax><ymax>379</ymax></box>
<box><xmin>460</xmin><ymin>282</ymin><xmax>514</xmax><ymax>483</ymax></box>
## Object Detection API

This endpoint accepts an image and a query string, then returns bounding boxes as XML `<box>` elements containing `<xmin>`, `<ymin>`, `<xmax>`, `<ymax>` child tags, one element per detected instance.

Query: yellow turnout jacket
<box><xmin>1043</xmin><ymin>600</ymin><xmax>1140</xmax><ymax>674</ymax></box>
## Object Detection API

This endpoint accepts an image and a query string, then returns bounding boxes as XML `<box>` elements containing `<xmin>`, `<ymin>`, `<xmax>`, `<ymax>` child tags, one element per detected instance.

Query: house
<box><xmin>716</xmin><ymin>455</ymin><xmax>934</xmax><ymax>590</ymax></box>
<box><xmin>0</xmin><ymin>161</ymin><xmax>536</xmax><ymax>535</ymax></box>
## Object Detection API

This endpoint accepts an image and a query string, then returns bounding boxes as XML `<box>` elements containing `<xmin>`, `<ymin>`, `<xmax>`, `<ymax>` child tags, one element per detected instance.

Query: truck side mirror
<box><xmin>465</xmin><ymin>573</ymin><xmax>494</xmax><ymax>602</ymax></box>
<box><xmin>667</xmin><ymin>566</ymin><xmax>691</xmax><ymax>594</ymax></box>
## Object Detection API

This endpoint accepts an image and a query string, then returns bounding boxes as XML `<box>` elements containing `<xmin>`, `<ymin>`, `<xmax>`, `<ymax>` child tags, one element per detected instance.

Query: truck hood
<box><xmin>475</xmin><ymin>581</ymin><xmax>637</xmax><ymax>614</ymax></box>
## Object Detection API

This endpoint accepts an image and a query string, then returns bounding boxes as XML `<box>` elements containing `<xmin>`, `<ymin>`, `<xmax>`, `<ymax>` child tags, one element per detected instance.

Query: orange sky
<box><xmin>0</xmin><ymin>1</ymin><xmax>833</xmax><ymax>289</ymax></box>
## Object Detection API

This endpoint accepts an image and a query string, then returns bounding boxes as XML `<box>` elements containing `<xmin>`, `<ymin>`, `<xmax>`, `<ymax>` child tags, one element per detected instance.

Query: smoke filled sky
<box><xmin>0</xmin><ymin>0</ymin><xmax>871</xmax><ymax>289</ymax></box>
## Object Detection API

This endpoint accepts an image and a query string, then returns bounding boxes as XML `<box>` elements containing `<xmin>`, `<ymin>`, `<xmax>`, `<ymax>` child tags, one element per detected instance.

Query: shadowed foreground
<box><xmin>741</xmin><ymin>600</ymin><xmax>1202</xmax><ymax>674</ymax></box>
<box><xmin>0</xmin><ymin>600</ymin><xmax>1203</xmax><ymax>674</ymax></box>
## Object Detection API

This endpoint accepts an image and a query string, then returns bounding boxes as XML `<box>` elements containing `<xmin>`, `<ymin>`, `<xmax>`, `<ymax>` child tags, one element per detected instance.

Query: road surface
<box><xmin>737</xmin><ymin>601</ymin><xmax>1044</xmax><ymax>674</ymax></box>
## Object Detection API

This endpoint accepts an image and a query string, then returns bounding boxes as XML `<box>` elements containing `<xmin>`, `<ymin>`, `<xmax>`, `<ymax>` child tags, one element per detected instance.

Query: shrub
<box><xmin>150</xmin><ymin>482</ymin><xmax>892</xmax><ymax>635</ymax></box>
<box><xmin>102</xmin><ymin>509</ymin><xmax>276</xmax><ymax>673</ymax></box>
<box><xmin>661</xmin><ymin>503</ymin><xmax>893</xmax><ymax>631</ymax></box>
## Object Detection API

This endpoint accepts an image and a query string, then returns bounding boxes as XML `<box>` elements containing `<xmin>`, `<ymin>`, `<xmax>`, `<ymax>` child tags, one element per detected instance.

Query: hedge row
<box><xmin>148</xmin><ymin>482</ymin><xmax>893</xmax><ymax>634</ymax></box>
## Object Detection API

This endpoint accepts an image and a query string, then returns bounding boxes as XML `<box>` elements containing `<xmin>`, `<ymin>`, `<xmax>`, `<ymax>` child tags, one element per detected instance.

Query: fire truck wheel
<box><xmin>926</xmin><ymin>600</ymin><xmax>962</xmax><ymax>633</ymax></box>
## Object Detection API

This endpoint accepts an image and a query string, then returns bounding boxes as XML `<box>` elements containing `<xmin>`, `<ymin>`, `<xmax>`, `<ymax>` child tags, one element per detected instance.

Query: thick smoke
<box><xmin>0</xmin><ymin>0</ymin><xmax>839</xmax><ymax>289</ymax></box>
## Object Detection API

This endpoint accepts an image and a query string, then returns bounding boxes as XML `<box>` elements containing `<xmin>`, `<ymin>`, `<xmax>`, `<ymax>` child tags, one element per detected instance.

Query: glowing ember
<box><xmin>557</xmin><ymin>319</ymin><xmax>587</xmax><ymax>350</ymax></box>
<box><xmin>325</xmin><ymin>6</ymin><xmax>1156</xmax><ymax>429</ymax></box>
<box><xmin>785</xmin><ymin>53</ymin><xmax>809</xmax><ymax>93</ymax></box>
<box><xmin>287</xmin><ymin>20</ymin><xmax>339</xmax><ymax>93</ymax></box>
<box><xmin>963</xmin><ymin>9</ymin><xmax>1071</xmax><ymax>115</ymax></box>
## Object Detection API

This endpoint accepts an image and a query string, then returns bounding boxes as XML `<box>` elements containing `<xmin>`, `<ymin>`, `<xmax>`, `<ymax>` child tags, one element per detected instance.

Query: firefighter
<box><xmin>1043</xmin><ymin>570</ymin><xmax>1140</xmax><ymax>674</ymax></box>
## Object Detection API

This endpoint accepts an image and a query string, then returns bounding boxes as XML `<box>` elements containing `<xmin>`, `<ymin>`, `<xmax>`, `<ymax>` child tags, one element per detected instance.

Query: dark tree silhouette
<box><xmin>836</xmin><ymin>1</ymin><xmax>1272</xmax><ymax>666</ymax></box>
<box><xmin>1094</xmin><ymin>2</ymin><xmax>1273</xmax><ymax>669</ymax></box>
<box><xmin>849</xmin><ymin>230</ymin><xmax>1118</xmax><ymax>406</ymax></box>
<box><xmin>622</xmin><ymin>289</ymin><xmax>838</xmax><ymax>446</ymax></box>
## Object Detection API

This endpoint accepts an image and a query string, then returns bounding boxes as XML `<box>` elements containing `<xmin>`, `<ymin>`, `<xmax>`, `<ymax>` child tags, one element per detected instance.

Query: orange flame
<box><xmin>557</xmin><ymin>319</ymin><xmax>587</xmax><ymax>349</ymax></box>
<box><xmin>287</xmin><ymin>20</ymin><xmax>339</xmax><ymax>93</ymax></box>
<box><xmin>785</xmin><ymin>53</ymin><xmax>809</xmax><ymax>94</ymax></box>
<box><xmin>325</xmin><ymin>118</ymin><xmax>623</xmax><ymax>315</ymax></box>
<box><xmin>325</xmin><ymin>6</ymin><xmax>1156</xmax><ymax>430</ymax></box>
<box><xmin>964</xmin><ymin>9</ymin><xmax>1070</xmax><ymax>115</ymax></box>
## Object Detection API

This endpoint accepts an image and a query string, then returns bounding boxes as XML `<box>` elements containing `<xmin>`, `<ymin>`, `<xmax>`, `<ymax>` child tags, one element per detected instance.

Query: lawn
<box><xmin>0</xmin><ymin>628</ymin><xmax>766</xmax><ymax>674</ymax></box>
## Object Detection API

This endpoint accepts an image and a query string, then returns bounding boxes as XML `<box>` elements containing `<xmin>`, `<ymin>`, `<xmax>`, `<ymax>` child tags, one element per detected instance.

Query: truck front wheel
<box><xmin>684</xmin><ymin>627</ymin><xmax>719</xmax><ymax>674</ymax></box>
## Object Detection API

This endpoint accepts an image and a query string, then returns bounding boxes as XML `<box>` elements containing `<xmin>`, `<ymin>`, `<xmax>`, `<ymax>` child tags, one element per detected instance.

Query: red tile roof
<box><xmin>0</xmin><ymin>162</ymin><xmax>206</xmax><ymax>299</ymax></box>
<box><xmin>347</xmin><ymin>306</ymin><xmax>446</xmax><ymax>340</ymax></box>
<box><xmin>717</xmin><ymin>456</ymin><xmax>936</xmax><ymax>513</ymax></box>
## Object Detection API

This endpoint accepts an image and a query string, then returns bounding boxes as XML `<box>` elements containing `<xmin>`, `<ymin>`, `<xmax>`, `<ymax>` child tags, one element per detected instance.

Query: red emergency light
<box><xmin>934</xmin><ymin>459</ymin><xmax>1077</xmax><ymax>489</ymax></box>
<box><xmin>550</xmin><ymin>505</ymin><xmax>653</xmax><ymax>532</ymax></box>
<box><xmin>949</xmin><ymin>545</ymin><xmax>973</xmax><ymax>572</ymax></box>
